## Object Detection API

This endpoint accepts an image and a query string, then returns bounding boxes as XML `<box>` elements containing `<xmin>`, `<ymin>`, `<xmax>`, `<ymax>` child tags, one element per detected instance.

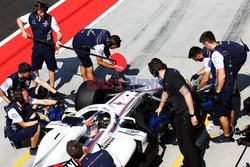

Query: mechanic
<box><xmin>72</xmin><ymin>28</ymin><xmax>121</xmax><ymax>81</ymax></box>
<box><xmin>189</xmin><ymin>42</ymin><xmax>247</xmax><ymax>94</ymax></box>
<box><xmin>5</xmin><ymin>89</ymin><xmax>41</xmax><ymax>155</ymax></box>
<box><xmin>199</xmin><ymin>31</ymin><xmax>248</xmax><ymax>143</ymax></box>
<box><xmin>148</xmin><ymin>58</ymin><xmax>203</xmax><ymax>167</ymax></box>
<box><xmin>0</xmin><ymin>62</ymin><xmax>65</xmax><ymax>105</ymax></box>
<box><xmin>17</xmin><ymin>1</ymin><xmax>63</xmax><ymax>88</ymax></box>
<box><xmin>188</xmin><ymin>46</ymin><xmax>212</xmax><ymax>90</ymax></box>
<box><xmin>66</xmin><ymin>140</ymin><xmax>122</xmax><ymax>167</ymax></box>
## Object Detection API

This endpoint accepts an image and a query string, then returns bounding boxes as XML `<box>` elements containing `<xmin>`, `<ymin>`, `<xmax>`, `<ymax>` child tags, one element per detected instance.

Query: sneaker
<box><xmin>211</xmin><ymin>134</ymin><xmax>235</xmax><ymax>143</ymax></box>
<box><xmin>30</xmin><ymin>147</ymin><xmax>38</xmax><ymax>155</ymax></box>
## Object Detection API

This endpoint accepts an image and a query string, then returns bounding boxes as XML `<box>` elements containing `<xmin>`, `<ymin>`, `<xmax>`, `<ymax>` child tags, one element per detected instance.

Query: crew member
<box><xmin>199</xmin><ymin>31</ymin><xmax>247</xmax><ymax>143</ymax></box>
<box><xmin>17</xmin><ymin>1</ymin><xmax>63</xmax><ymax>88</ymax></box>
<box><xmin>0</xmin><ymin>62</ymin><xmax>65</xmax><ymax>105</ymax></box>
<box><xmin>66</xmin><ymin>140</ymin><xmax>122</xmax><ymax>167</ymax></box>
<box><xmin>72</xmin><ymin>28</ymin><xmax>121</xmax><ymax>81</ymax></box>
<box><xmin>148</xmin><ymin>58</ymin><xmax>202</xmax><ymax>167</ymax></box>
<box><xmin>188</xmin><ymin>46</ymin><xmax>212</xmax><ymax>90</ymax></box>
<box><xmin>5</xmin><ymin>89</ymin><xmax>41</xmax><ymax>155</ymax></box>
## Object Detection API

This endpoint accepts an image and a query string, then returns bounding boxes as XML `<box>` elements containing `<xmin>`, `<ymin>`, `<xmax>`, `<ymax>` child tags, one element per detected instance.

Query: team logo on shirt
<box><xmin>43</xmin><ymin>21</ymin><xmax>49</xmax><ymax>27</ymax></box>
<box><xmin>32</xmin><ymin>20</ymin><xmax>36</xmax><ymax>25</ymax></box>
<box><xmin>25</xmin><ymin>80</ymin><xmax>30</xmax><ymax>86</ymax></box>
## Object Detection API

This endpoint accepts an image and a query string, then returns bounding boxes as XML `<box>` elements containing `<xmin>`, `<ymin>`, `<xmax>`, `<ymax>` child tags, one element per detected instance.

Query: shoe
<box><xmin>211</xmin><ymin>134</ymin><xmax>235</xmax><ymax>143</ymax></box>
<box><xmin>30</xmin><ymin>147</ymin><xmax>38</xmax><ymax>155</ymax></box>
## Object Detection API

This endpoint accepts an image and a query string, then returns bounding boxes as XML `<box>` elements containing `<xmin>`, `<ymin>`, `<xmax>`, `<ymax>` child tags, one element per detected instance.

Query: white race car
<box><xmin>33</xmin><ymin>81</ymin><xmax>168</xmax><ymax>167</ymax></box>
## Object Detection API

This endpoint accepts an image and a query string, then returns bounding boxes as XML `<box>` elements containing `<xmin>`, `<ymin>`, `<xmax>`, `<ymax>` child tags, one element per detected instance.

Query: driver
<box><xmin>66</xmin><ymin>140</ymin><xmax>122</xmax><ymax>167</ymax></box>
<box><xmin>72</xmin><ymin>28</ymin><xmax>121</xmax><ymax>81</ymax></box>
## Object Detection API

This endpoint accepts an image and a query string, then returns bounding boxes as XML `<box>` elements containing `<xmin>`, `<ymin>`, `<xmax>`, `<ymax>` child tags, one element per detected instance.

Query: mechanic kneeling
<box><xmin>148</xmin><ymin>58</ymin><xmax>203</xmax><ymax>167</ymax></box>
<box><xmin>5</xmin><ymin>89</ymin><xmax>40</xmax><ymax>155</ymax></box>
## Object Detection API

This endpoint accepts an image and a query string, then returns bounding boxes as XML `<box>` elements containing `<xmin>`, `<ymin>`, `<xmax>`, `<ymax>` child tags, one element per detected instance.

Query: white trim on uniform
<box><xmin>203</xmin><ymin>57</ymin><xmax>211</xmax><ymax>72</ymax></box>
<box><xmin>211</xmin><ymin>51</ymin><xmax>224</xmax><ymax>70</ymax></box>
<box><xmin>8</xmin><ymin>108</ymin><xmax>23</xmax><ymax>123</ymax></box>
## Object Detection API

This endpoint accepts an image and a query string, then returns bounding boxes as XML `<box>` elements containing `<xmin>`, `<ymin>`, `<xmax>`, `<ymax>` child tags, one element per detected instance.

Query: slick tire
<box><xmin>75</xmin><ymin>81</ymin><xmax>103</xmax><ymax>111</ymax></box>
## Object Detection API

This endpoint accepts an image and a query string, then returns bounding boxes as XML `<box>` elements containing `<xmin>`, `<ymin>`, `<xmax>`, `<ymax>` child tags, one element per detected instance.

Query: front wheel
<box><xmin>75</xmin><ymin>81</ymin><xmax>105</xmax><ymax>111</ymax></box>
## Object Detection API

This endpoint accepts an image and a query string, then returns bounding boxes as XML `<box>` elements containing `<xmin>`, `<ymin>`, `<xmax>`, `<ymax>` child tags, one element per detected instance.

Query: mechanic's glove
<box><xmin>54</xmin><ymin>91</ymin><xmax>66</xmax><ymax>99</ymax></box>
<box><xmin>213</xmin><ymin>91</ymin><xmax>221</xmax><ymax>103</ymax></box>
<box><xmin>192</xmin><ymin>85</ymin><xmax>198</xmax><ymax>92</ymax></box>
<box><xmin>56</xmin><ymin>98</ymin><xmax>65</xmax><ymax>110</ymax></box>
<box><xmin>190</xmin><ymin>74</ymin><xmax>199</xmax><ymax>81</ymax></box>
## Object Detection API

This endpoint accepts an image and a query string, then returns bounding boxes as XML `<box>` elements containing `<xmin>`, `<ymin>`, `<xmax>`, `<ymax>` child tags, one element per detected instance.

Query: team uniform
<box><xmin>20</xmin><ymin>12</ymin><xmax>60</xmax><ymax>71</ymax></box>
<box><xmin>80</xmin><ymin>150</ymin><xmax>122</xmax><ymax>167</ymax></box>
<box><xmin>0</xmin><ymin>72</ymin><xmax>39</xmax><ymax>100</ymax></box>
<box><xmin>202</xmin><ymin>47</ymin><xmax>212</xmax><ymax>72</ymax></box>
<box><xmin>5</xmin><ymin>102</ymin><xmax>38</xmax><ymax>143</ymax></box>
<box><xmin>163</xmin><ymin>70</ymin><xmax>202</xmax><ymax>167</ymax></box>
<box><xmin>209</xmin><ymin>41</ymin><xmax>247</xmax><ymax>117</ymax></box>
<box><xmin>72</xmin><ymin>29</ymin><xmax>111</xmax><ymax>67</ymax></box>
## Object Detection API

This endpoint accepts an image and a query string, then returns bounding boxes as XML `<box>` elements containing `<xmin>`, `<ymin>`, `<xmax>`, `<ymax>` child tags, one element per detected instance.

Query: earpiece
<box><xmin>106</xmin><ymin>39</ymin><xmax>113</xmax><ymax>48</ymax></box>
<box><xmin>13</xmin><ymin>88</ymin><xmax>25</xmax><ymax>104</ymax></box>
<box><xmin>148</xmin><ymin>58</ymin><xmax>167</xmax><ymax>77</ymax></box>
<box><xmin>148</xmin><ymin>62</ymin><xmax>159</xmax><ymax>77</ymax></box>
<box><xmin>18</xmin><ymin>65</ymin><xmax>31</xmax><ymax>74</ymax></box>
<box><xmin>106</xmin><ymin>35</ymin><xmax>121</xmax><ymax>48</ymax></box>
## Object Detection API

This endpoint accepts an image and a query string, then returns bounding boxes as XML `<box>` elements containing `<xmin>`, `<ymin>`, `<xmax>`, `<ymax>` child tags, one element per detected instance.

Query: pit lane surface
<box><xmin>1</xmin><ymin>0</ymin><xmax>250</xmax><ymax>166</ymax></box>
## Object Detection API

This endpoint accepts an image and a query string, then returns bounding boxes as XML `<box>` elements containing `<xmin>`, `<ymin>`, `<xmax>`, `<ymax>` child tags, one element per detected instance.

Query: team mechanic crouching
<box><xmin>5</xmin><ymin>89</ymin><xmax>41</xmax><ymax>155</ymax></box>
<box><xmin>0</xmin><ymin>62</ymin><xmax>65</xmax><ymax>106</ymax></box>
<box><xmin>72</xmin><ymin>28</ymin><xmax>121</xmax><ymax>81</ymax></box>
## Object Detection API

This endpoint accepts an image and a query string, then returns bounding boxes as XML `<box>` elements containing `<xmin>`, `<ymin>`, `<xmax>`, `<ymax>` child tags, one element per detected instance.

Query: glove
<box><xmin>54</xmin><ymin>91</ymin><xmax>66</xmax><ymax>99</ymax></box>
<box><xmin>190</xmin><ymin>74</ymin><xmax>199</xmax><ymax>81</ymax></box>
<box><xmin>56</xmin><ymin>98</ymin><xmax>65</xmax><ymax>110</ymax></box>
<box><xmin>213</xmin><ymin>91</ymin><xmax>221</xmax><ymax>103</ymax></box>
<box><xmin>192</xmin><ymin>85</ymin><xmax>198</xmax><ymax>91</ymax></box>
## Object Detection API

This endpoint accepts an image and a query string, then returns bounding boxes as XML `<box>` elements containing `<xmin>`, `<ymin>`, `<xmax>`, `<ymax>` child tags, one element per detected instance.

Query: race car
<box><xmin>33</xmin><ymin>80</ymin><xmax>169</xmax><ymax>167</ymax></box>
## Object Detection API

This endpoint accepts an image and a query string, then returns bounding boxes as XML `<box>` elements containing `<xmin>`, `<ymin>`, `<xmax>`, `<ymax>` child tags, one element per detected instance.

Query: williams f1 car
<box><xmin>33</xmin><ymin>81</ymin><xmax>169</xmax><ymax>167</ymax></box>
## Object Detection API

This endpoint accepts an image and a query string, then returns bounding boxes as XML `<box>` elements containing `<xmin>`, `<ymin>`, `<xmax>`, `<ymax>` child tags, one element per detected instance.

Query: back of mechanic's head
<box><xmin>66</xmin><ymin>140</ymin><xmax>83</xmax><ymax>159</ymax></box>
<box><xmin>18</xmin><ymin>62</ymin><xmax>31</xmax><ymax>73</ymax></box>
<box><xmin>199</xmin><ymin>31</ymin><xmax>216</xmax><ymax>43</ymax></box>
<box><xmin>148</xmin><ymin>58</ymin><xmax>167</xmax><ymax>71</ymax></box>
<box><xmin>188</xmin><ymin>46</ymin><xmax>202</xmax><ymax>59</ymax></box>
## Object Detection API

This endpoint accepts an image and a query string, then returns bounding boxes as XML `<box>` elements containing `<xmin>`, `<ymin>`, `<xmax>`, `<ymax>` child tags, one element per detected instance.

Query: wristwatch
<box><xmin>189</xmin><ymin>113</ymin><xmax>195</xmax><ymax>117</ymax></box>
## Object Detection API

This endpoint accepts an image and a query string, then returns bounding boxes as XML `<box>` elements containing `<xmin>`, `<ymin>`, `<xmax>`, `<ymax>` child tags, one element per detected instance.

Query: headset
<box><xmin>148</xmin><ymin>62</ymin><xmax>159</xmax><ymax>77</ymax></box>
<box><xmin>18</xmin><ymin>62</ymin><xmax>31</xmax><ymax>74</ymax></box>
<box><xmin>33</xmin><ymin>1</ymin><xmax>49</xmax><ymax>12</ymax></box>
<box><xmin>148</xmin><ymin>58</ymin><xmax>167</xmax><ymax>77</ymax></box>
<box><xmin>106</xmin><ymin>35</ymin><xmax>121</xmax><ymax>48</ymax></box>
<box><xmin>13</xmin><ymin>88</ymin><xmax>25</xmax><ymax>105</ymax></box>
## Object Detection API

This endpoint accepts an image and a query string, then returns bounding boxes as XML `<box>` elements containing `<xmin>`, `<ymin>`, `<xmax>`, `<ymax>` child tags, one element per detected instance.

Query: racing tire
<box><xmin>75</xmin><ymin>81</ymin><xmax>105</xmax><ymax>111</ymax></box>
